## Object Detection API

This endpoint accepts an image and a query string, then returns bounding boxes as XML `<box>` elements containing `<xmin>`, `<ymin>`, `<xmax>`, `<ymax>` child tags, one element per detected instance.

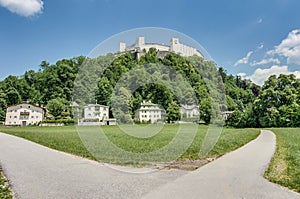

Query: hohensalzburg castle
<box><xmin>119</xmin><ymin>37</ymin><xmax>203</xmax><ymax>58</ymax></box>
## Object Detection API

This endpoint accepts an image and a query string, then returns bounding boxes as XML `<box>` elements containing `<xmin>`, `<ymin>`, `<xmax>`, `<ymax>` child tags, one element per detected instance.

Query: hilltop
<box><xmin>0</xmin><ymin>49</ymin><xmax>299</xmax><ymax>127</ymax></box>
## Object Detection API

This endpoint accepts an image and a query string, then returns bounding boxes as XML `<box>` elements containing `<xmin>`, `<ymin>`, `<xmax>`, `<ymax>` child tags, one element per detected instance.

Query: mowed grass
<box><xmin>0</xmin><ymin>168</ymin><xmax>13</xmax><ymax>199</ymax></box>
<box><xmin>0</xmin><ymin>125</ymin><xmax>259</xmax><ymax>166</ymax></box>
<box><xmin>265</xmin><ymin>128</ymin><xmax>300</xmax><ymax>192</ymax></box>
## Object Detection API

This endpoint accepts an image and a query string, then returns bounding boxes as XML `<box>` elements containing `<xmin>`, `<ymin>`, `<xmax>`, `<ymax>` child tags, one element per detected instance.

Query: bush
<box><xmin>41</xmin><ymin>119</ymin><xmax>75</xmax><ymax>125</ymax></box>
<box><xmin>82</xmin><ymin>118</ymin><xmax>99</xmax><ymax>122</ymax></box>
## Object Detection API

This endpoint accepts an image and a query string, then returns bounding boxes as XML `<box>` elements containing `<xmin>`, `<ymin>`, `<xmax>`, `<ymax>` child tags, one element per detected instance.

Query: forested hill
<box><xmin>0</xmin><ymin>49</ymin><xmax>299</xmax><ymax>127</ymax></box>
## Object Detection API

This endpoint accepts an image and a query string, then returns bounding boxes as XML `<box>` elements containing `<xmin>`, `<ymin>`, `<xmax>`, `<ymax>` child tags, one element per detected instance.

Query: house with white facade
<box><xmin>180</xmin><ymin>104</ymin><xmax>200</xmax><ymax>119</ymax></box>
<box><xmin>83</xmin><ymin>104</ymin><xmax>109</xmax><ymax>121</ymax></box>
<box><xmin>78</xmin><ymin>103</ymin><xmax>117</xmax><ymax>126</ymax></box>
<box><xmin>5</xmin><ymin>102</ymin><xmax>46</xmax><ymax>126</ymax></box>
<box><xmin>119</xmin><ymin>36</ymin><xmax>203</xmax><ymax>58</ymax></box>
<box><xmin>138</xmin><ymin>100</ymin><xmax>163</xmax><ymax>123</ymax></box>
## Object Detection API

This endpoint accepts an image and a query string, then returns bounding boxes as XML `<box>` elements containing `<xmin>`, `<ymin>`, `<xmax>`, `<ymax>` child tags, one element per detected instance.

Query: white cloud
<box><xmin>237</xmin><ymin>72</ymin><xmax>247</xmax><ymax>79</ymax></box>
<box><xmin>0</xmin><ymin>0</ymin><xmax>44</xmax><ymax>17</ymax></box>
<box><xmin>234</xmin><ymin>51</ymin><xmax>253</xmax><ymax>66</ymax></box>
<box><xmin>250</xmin><ymin>58</ymin><xmax>280</xmax><ymax>66</ymax></box>
<box><xmin>267</xmin><ymin>29</ymin><xmax>300</xmax><ymax>65</ymax></box>
<box><xmin>248</xmin><ymin>65</ymin><xmax>300</xmax><ymax>85</ymax></box>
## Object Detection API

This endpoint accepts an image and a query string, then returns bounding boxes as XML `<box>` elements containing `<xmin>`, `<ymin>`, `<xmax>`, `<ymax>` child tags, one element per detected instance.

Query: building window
<box><xmin>31</xmin><ymin>116</ymin><xmax>34</xmax><ymax>118</ymax></box>
<box><xmin>20</xmin><ymin>106</ymin><xmax>22</xmax><ymax>108</ymax></box>
<box><xmin>14</xmin><ymin>116</ymin><xmax>17</xmax><ymax>118</ymax></box>
<box><xmin>28</xmin><ymin>106</ymin><xmax>31</xmax><ymax>108</ymax></box>
<box><xmin>36</xmin><ymin>116</ymin><xmax>38</xmax><ymax>118</ymax></box>
<box><xmin>10</xmin><ymin>116</ymin><xmax>12</xmax><ymax>118</ymax></box>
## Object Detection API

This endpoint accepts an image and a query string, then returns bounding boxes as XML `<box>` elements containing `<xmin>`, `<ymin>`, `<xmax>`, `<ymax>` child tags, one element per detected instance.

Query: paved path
<box><xmin>0</xmin><ymin>130</ymin><xmax>299</xmax><ymax>199</ymax></box>
<box><xmin>143</xmin><ymin>130</ymin><xmax>300</xmax><ymax>199</ymax></box>
<box><xmin>0</xmin><ymin>133</ymin><xmax>187</xmax><ymax>199</ymax></box>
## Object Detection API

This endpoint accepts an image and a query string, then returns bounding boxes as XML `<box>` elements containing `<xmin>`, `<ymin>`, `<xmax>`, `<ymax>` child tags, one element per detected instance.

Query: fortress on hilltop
<box><xmin>119</xmin><ymin>36</ymin><xmax>203</xmax><ymax>58</ymax></box>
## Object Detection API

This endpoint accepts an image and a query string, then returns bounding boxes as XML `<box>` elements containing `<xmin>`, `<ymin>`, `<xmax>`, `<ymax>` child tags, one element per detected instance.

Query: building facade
<box><xmin>138</xmin><ymin>100</ymin><xmax>162</xmax><ymax>123</ymax></box>
<box><xmin>180</xmin><ymin>104</ymin><xmax>200</xmax><ymax>119</ymax></box>
<box><xmin>119</xmin><ymin>36</ymin><xmax>203</xmax><ymax>58</ymax></box>
<box><xmin>5</xmin><ymin>102</ymin><xmax>46</xmax><ymax>126</ymax></box>
<box><xmin>83</xmin><ymin>104</ymin><xmax>109</xmax><ymax>121</ymax></box>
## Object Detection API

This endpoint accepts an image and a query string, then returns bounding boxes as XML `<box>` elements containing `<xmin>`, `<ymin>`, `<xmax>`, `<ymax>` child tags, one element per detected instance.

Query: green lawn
<box><xmin>265</xmin><ymin>128</ymin><xmax>300</xmax><ymax>193</ymax></box>
<box><xmin>0</xmin><ymin>125</ymin><xmax>259</xmax><ymax>166</ymax></box>
<box><xmin>1</xmin><ymin>125</ymin><xmax>299</xmax><ymax>193</ymax></box>
<box><xmin>0</xmin><ymin>168</ymin><xmax>13</xmax><ymax>199</ymax></box>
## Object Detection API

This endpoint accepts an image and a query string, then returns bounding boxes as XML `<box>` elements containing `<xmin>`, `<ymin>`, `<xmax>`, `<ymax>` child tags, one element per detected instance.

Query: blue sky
<box><xmin>1</xmin><ymin>0</ymin><xmax>300</xmax><ymax>85</ymax></box>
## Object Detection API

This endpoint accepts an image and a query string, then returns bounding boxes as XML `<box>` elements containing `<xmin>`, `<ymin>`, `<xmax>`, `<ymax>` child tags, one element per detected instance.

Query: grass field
<box><xmin>265</xmin><ymin>128</ymin><xmax>300</xmax><ymax>192</ymax></box>
<box><xmin>0</xmin><ymin>125</ymin><xmax>259</xmax><ymax>167</ymax></box>
<box><xmin>1</xmin><ymin>125</ymin><xmax>299</xmax><ymax>193</ymax></box>
<box><xmin>0</xmin><ymin>167</ymin><xmax>13</xmax><ymax>199</ymax></box>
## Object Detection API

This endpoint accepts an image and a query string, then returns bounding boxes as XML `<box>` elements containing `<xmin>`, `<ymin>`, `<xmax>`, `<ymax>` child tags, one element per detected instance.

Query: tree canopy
<box><xmin>0</xmin><ymin>49</ymin><xmax>299</xmax><ymax>127</ymax></box>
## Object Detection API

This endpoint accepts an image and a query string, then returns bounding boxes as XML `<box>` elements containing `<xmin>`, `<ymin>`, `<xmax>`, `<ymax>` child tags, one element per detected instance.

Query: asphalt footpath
<box><xmin>0</xmin><ymin>130</ymin><xmax>299</xmax><ymax>199</ymax></box>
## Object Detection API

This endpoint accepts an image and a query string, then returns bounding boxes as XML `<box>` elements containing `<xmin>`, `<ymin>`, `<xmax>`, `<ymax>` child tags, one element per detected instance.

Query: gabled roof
<box><xmin>6</xmin><ymin>102</ymin><xmax>46</xmax><ymax>112</ymax></box>
<box><xmin>180</xmin><ymin>104</ymin><xmax>199</xmax><ymax>110</ymax></box>
<box><xmin>83</xmin><ymin>104</ymin><xmax>109</xmax><ymax>108</ymax></box>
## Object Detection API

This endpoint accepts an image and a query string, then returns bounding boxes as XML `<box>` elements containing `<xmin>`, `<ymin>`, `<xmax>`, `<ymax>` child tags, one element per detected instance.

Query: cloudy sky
<box><xmin>0</xmin><ymin>0</ymin><xmax>300</xmax><ymax>85</ymax></box>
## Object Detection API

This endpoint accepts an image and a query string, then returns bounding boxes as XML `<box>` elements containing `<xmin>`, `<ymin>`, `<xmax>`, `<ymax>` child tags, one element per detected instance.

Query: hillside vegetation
<box><xmin>0</xmin><ymin>49</ymin><xmax>299</xmax><ymax>127</ymax></box>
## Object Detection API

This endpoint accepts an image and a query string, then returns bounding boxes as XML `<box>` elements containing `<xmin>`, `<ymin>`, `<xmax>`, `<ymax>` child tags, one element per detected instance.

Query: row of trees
<box><xmin>0</xmin><ymin>48</ymin><xmax>299</xmax><ymax>127</ymax></box>
<box><xmin>226</xmin><ymin>74</ymin><xmax>300</xmax><ymax>128</ymax></box>
<box><xmin>0</xmin><ymin>57</ymin><xmax>85</xmax><ymax>120</ymax></box>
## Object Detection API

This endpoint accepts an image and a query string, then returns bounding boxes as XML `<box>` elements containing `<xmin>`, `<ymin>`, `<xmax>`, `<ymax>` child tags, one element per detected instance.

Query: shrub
<box><xmin>41</xmin><ymin>119</ymin><xmax>75</xmax><ymax>125</ymax></box>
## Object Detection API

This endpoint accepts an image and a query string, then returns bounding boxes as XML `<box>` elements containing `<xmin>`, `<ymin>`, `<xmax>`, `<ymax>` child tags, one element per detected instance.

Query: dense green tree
<box><xmin>46</xmin><ymin>98</ymin><xmax>68</xmax><ymax>119</ymax></box>
<box><xmin>111</xmin><ymin>87</ymin><xmax>132</xmax><ymax>124</ymax></box>
<box><xmin>225</xmin><ymin>110</ymin><xmax>243</xmax><ymax>128</ymax></box>
<box><xmin>239</xmin><ymin>74</ymin><xmax>300</xmax><ymax>128</ymax></box>
<box><xmin>6</xmin><ymin>88</ymin><xmax>21</xmax><ymax>106</ymax></box>
<box><xmin>0</xmin><ymin>92</ymin><xmax>7</xmax><ymax>121</ymax></box>
<box><xmin>96</xmin><ymin>77</ymin><xmax>113</xmax><ymax>106</ymax></box>
<box><xmin>166</xmin><ymin>101</ymin><xmax>181</xmax><ymax>123</ymax></box>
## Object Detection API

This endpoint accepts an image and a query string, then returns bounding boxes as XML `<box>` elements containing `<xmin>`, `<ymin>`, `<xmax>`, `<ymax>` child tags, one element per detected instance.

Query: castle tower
<box><xmin>136</xmin><ymin>36</ymin><xmax>145</xmax><ymax>46</ymax></box>
<box><xmin>170</xmin><ymin>38</ymin><xmax>180</xmax><ymax>53</ymax></box>
<box><xmin>119</xmin><ymin>42</ymin><xmax>126</xmax><ymax>52</ymax></box>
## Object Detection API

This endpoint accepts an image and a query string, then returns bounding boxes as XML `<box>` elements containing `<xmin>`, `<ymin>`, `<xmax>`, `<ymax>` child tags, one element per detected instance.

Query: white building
<box><xmin>119</xmin><ymin>36</ymin><xmax>203</xmax><ymax>58</ymax></box>
<box><xmin>83</xmin><ymin>104</ymin><xmax>109</xmax><ymax>121</ymax></box>
<box><xmin>180</xmin><ymin>104</ymin><xmax>200</xmax><ymax>119</ymax></box>
<box><xmin>138</xmin><ymin>100</ymin><xmax>163</xmax><ymax>123</ymax></box>
<box><xmin>221</xmin><ymin>111</ymin><xmax>235</xmax><ymax>120</ymax></box>
<box><xmin>5</xmin><ymin>102</ymin><xmax>46</xmax><ymax>126</ymax></box>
